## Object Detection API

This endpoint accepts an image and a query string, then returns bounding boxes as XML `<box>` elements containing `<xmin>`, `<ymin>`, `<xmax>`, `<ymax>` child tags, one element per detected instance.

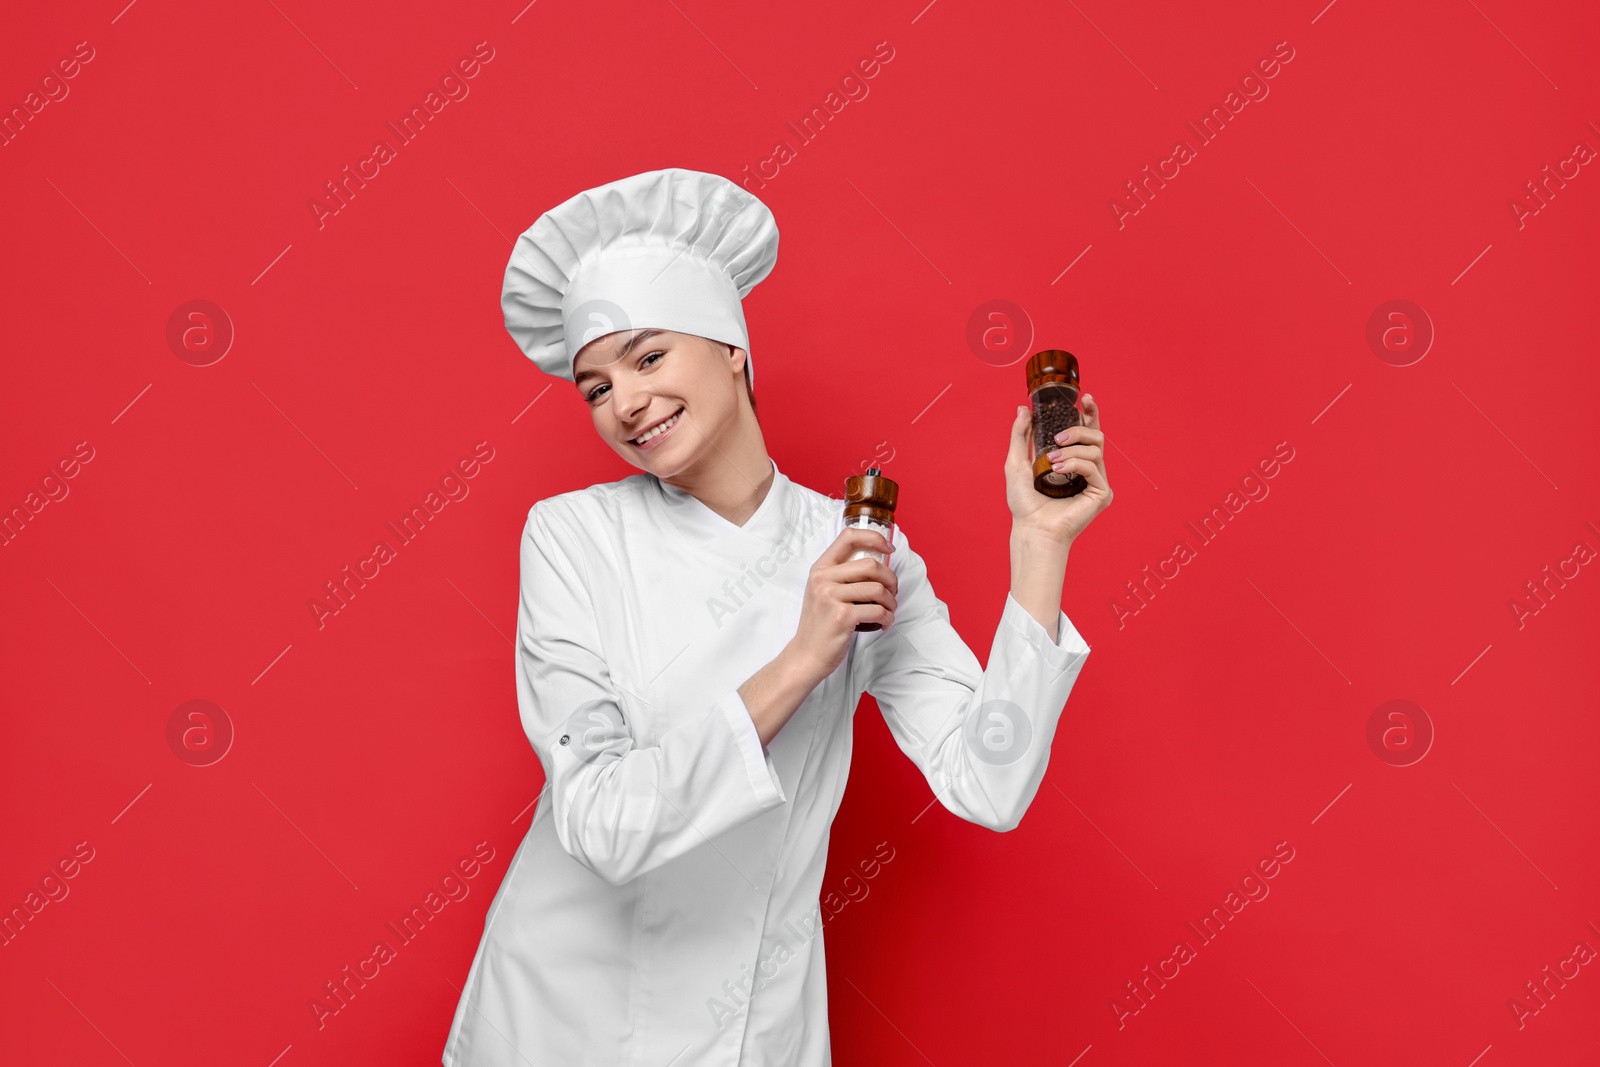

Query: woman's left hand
<box><xmin>1004</xmin><ymin>393</ymin><xmax>1114</xmax><ymax>547</ymax></box>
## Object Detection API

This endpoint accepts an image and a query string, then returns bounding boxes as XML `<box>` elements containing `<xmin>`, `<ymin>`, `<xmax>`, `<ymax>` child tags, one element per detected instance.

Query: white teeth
<box><xmin>634</xmin><ymin>409</ymin><xmax>682</xmax><ymax>444</ymax></box>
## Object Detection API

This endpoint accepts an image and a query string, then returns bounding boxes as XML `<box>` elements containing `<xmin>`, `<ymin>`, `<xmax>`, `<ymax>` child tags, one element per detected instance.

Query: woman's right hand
<box><xmin>785</xmin><ymin>526</ymin><xmax>899</xmax><ymax>683</ymax></box>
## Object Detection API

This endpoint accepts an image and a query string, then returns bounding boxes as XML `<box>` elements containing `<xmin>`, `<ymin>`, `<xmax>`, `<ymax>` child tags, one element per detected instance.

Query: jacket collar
<box><xmin>652</xmin><ymin>457</ymin><xmax>802</xmax><ymax>548</ymax></box>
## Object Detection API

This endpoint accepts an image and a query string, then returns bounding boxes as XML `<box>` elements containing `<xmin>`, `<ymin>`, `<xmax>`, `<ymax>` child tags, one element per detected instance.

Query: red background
<box><xmin>3</xmin><ymin>1</ymin><xmax>1597</xmax><ymax>1064</ymax></box>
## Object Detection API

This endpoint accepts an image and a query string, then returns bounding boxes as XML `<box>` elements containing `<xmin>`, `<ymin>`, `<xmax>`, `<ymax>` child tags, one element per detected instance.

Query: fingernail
<box><xmin>1046</xmin><ymin>449</ymin><xmax>1062</xmax><ymax>461</ymax></box>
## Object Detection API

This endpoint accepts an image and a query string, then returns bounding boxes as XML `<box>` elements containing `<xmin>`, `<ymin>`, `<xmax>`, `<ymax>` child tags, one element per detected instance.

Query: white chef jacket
<box><xmin>442</xmin><ymin>458</ymin><xmax>1090</xmax><ymax>1066</ymax></box>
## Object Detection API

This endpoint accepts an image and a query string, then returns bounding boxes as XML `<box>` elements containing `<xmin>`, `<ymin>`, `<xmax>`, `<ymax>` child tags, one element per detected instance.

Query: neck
<box><xmin>660</xmin><ymin>405</ymin><xmax>773</xmax><ymax>527</ymax></box>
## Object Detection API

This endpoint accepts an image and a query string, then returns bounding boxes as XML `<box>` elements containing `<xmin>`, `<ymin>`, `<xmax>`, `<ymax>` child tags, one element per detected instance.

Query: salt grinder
<box><xmin>1026</xmin><ymin>349</ymin><xmax>1087</xmax><ymax>498</ymax></box>
<box><xmin>843</xmin><ymin>467</ymin><xmax>898</xmax><ymax>632</ymax></box>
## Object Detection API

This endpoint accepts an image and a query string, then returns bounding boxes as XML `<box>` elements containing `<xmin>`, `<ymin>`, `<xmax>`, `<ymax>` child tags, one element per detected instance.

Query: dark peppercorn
<box><xmin>1025</xmin><ymin>351</ymin><xmax>1087</xmax><ymax>498</ymax></box>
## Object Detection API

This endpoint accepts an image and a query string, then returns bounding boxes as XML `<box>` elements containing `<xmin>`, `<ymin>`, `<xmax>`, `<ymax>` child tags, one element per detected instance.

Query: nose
<box><xmin>610</xmin><ymin>370</ymin><xmax>650</xmax><ymax>430</ymax></box>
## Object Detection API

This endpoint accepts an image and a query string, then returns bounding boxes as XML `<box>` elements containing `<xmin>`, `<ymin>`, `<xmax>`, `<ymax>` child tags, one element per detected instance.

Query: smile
<box><xmin>630</xmin><ymin>407</ymin><xmax>684</xmax><ymax>450</ymax></box>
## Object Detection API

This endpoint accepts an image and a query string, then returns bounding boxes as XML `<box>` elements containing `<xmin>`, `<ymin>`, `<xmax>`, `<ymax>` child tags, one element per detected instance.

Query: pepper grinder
<box><xmin>1025</xmin><ymin>349</ymin><xmax>1087</xmax><ymax>498</ymax></box>
<box><xmin>843</xmin><ymin>467</ymin><xmax>898</xmax><ymax>632</ymax></box>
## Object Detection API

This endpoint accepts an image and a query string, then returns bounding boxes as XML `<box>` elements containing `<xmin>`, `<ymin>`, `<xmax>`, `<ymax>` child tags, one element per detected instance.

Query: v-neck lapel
<box><xmin>652</xmin><ymin>457</ymin><xmax>794</xmax><ymax>547</ymax></box>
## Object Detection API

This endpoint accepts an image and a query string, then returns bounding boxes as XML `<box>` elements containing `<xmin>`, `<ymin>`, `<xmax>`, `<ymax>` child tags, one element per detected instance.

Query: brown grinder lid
<box><xmin>845</xmin><ymin>467</ymin><xmax>898</xmax><ymax>512</ymax></box>
<box><xmin>1025</xmin><ymin>349</ymin><xmax>1080</xmax><ymax>393</ymax></box>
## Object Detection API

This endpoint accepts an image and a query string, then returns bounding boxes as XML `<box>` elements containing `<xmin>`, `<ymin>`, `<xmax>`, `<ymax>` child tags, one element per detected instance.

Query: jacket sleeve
<box><xmin>859</xmin><ymin>523</ymin><xmax>1090</xmax><ymax>831</ymax></box>
<box><xmin>515</xmin><ymin>502</ymin><xmax>788</xmax><ymax>886</ymax></box>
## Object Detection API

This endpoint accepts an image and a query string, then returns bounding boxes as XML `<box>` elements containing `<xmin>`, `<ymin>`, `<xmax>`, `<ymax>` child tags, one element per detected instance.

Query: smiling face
<box><xmin>572</xmin><ymin>328</ymin><xmax>755</xmax><ymax>479</ymax></box>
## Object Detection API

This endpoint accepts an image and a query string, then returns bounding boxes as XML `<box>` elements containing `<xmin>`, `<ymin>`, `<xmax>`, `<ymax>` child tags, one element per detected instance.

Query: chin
<box><xmin>630</xmin><ymin>448</ymin><xmax>691</xmax><ymax>478</ymax></box>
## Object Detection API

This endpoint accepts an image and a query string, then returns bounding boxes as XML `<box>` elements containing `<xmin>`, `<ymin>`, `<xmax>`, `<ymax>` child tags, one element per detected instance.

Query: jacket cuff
<box><xmin>1000</xmin><ymin>592</ymin><xmax>1091</xmax><ymax>677</ymax></box>
<box><xmin>717</xmin><ymin>689</ymin><xmax>788</xmax><ymax>806</ymax></box>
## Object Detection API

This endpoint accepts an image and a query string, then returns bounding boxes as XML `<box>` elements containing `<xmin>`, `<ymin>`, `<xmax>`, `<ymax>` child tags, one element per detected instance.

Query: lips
<box><xmin>628</xmin><ymin>406</ymin><xmax>684</xmax><ymax>449</ymax></box>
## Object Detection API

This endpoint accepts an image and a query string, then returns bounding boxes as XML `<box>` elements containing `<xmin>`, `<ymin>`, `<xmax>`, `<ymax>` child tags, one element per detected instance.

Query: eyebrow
<box><xmin>573</xmin><ymin>329</ymin><xmax>666</xmax><ymax>387</ymax></box>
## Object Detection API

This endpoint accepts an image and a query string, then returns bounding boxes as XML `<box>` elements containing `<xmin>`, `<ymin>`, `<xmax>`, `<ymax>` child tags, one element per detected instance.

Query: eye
<box><xmin>584</xmin><ymin>351</ymin><xmax>665</xmax><ymax>404</ymax></box>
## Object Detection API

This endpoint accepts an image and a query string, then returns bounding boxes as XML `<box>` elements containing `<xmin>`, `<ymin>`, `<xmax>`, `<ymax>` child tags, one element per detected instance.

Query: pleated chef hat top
<box><xmin>502</xmin><ymin>167</ymin><xmax>780</xmax><ymax>389</ymax></box>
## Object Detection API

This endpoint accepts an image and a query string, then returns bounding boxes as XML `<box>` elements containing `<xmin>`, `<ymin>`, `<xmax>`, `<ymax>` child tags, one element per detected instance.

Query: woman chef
<box><xmin>442</xmin><ymin>168</ymin><xmax>1112</xmax><ymax>1066</ymax></box>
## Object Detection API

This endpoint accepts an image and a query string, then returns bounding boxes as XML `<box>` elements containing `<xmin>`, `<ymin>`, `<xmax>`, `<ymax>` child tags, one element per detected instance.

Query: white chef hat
<box><xmin>502</xmin><ymin>167</ymin><xmax>780</xmax><ymax>389</ymax></box>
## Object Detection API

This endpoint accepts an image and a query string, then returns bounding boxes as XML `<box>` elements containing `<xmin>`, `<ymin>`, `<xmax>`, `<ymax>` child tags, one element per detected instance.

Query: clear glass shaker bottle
<box><xmin>843</xmin><ymin>467</ymin><xmax>898</xmax><ymax>632</ymax></box>
<box><xmin>1026</xmin><ymin>349</ymin><xmax>1086</xmax><ymax>498</ymax></box>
